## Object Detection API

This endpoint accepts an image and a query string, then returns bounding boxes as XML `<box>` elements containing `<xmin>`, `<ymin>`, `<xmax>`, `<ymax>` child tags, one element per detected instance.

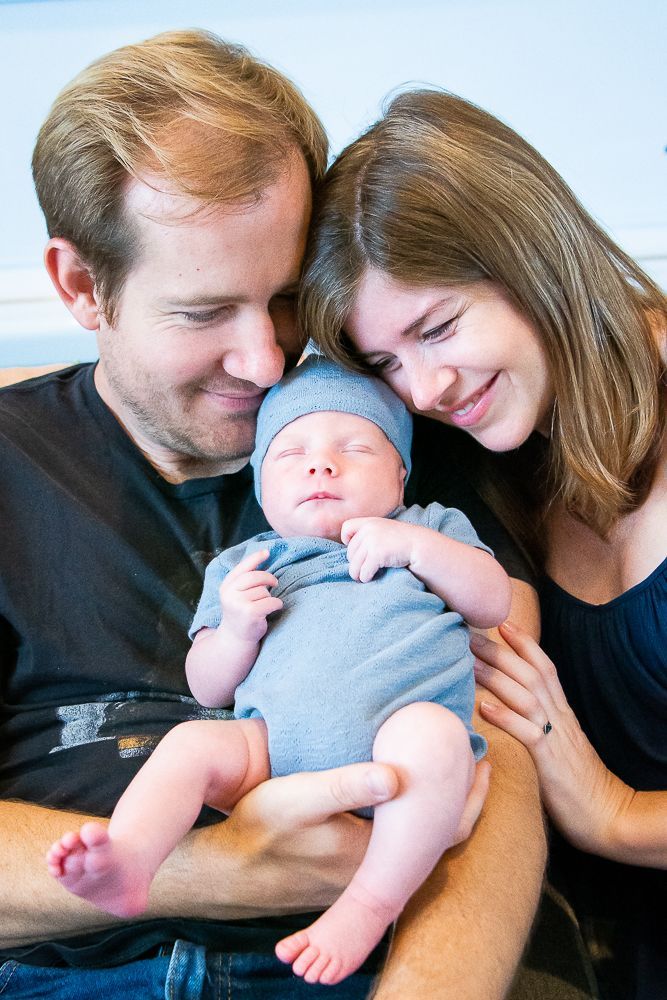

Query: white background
<box><xmin>1</xmin><ymin>0</ymin><xmax>665</xmax><ymax>364</ymax></box>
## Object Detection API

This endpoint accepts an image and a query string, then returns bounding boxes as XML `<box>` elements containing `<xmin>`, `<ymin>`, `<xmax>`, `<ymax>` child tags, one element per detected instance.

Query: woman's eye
<box><xmin>419</xmin><ymin>317</ymin><xmax>456</xmax><ymax>343</ymax></box>
<box><xmin>369</xmin><ymin>355</ymin><xmax>400</xmax><ymax>373</ymax></box>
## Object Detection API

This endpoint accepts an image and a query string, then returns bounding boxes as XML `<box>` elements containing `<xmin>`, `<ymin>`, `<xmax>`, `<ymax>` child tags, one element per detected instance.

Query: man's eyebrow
<box><xmin>159</xmin><ymin>295</ymin><xmax>239</xmax><ymax>308</ymax></box>
<box><xmin>160</xmin><ymin>284</ymin><xmax>300</xmax><ymax>309</ymax></box>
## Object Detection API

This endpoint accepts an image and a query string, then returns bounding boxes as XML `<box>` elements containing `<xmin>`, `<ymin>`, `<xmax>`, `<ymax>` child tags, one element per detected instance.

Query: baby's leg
<box><xmin>276</xmin><ymin>703</ymin><xmax>475</xmax><ymax>985</ymax></box>
<box><xmin>46</xmin><ymin>717</ymin><xmax>269</xmax><ymax>917</ymax></box>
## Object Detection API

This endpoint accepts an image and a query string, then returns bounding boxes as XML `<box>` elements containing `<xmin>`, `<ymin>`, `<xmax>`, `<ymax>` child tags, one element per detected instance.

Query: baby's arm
<box><xmin>342</xmin><ymin>517</ymin><xmax>511</xmax><ymax>629</ymax></box>
<box><xmin>185</xmin><ymin>549</ymin><xmax>283</xmax><ymax>708</ymax></box>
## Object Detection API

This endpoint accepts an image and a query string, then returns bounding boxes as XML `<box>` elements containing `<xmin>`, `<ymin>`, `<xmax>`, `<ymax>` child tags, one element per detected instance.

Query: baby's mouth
<box><xmin>301</xmin><ymin>492</ymin><xmax>340</xmax><ymax>503</ymax></box>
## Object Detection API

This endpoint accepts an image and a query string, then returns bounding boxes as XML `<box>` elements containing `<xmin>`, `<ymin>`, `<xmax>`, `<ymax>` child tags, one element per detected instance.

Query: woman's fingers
<box><xmin>474</xmin><ymin>658</ymin><xmax>546</xmax><ymax>723</ymax></box>
<box><xmin>470</xmin><ymin>632</ymin><xmax>554</xmax><ymax>738</ymax></box>
<box><xmin>498</xmin><ymin>621</ymin><xmax>570</xmax><ymax>711</ymax></box>
<box><xmin>470</xmin><ymin>628</ymin><xmax>542</xmax><ymax>684</ymax></box>
<box><xmin>471</xmin><ymin>633</ymin><xmax>549</xmax><ymax>706</ymax></box>
<box><xmin>478</xmin><ymin>698</ymin><xmax>549</xmax><ymax>750</ymax></box>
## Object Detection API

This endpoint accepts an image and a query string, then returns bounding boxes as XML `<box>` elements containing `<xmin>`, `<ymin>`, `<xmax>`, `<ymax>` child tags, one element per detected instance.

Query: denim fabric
<box><xmin>0</xmin><ymin>941</ymin><xmax>379</xmax><ymax>999</ymax></box>
<box><xmin>0</xmin><ymin>953</ymin><xmax>170</xmax><ymax>998</ymax></box>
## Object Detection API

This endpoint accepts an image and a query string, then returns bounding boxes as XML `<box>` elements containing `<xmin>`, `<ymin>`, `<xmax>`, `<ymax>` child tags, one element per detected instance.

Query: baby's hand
<box><xmin>219</xmin><ymin>549</ymin><xmax>283</xmax><ymax>642</ymax></box>
<box><xmin>342</xmin><ymin>518</ymin><xmax>419</xmax><ymax>583</ymax></box>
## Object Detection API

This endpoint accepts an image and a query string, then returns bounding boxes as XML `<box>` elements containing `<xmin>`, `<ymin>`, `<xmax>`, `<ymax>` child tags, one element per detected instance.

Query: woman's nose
<box><xmin>408</xmin><ymin>365</ymin><xmax>457</xmax><ymax>412</ymax></box>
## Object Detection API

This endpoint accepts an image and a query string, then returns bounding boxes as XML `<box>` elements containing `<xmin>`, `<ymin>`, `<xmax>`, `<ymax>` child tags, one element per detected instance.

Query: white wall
<box><xmin>1</xmin><ymin>0</ymin><xmax>665</xmax><ymax>365</ymax></box>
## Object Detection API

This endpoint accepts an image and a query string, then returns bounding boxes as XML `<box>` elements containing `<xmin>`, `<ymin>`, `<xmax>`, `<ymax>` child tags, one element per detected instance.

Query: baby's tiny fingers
<box><xmin>357</xmin><ymin>553</ymin><xmax>380</xmax><ymax>583</ymax></box>
<box><xmin>256</xmin><ymin>596</ymin><xmax>283</xmax><ymax>617</ymax></box>
<box><xmin>341</xmin><ymin>518</ymin><xmax>376</xmax><ymax>544</ymax></box>
<box><xmin>232</xmin><ymin>571</ymin><xmax>279</xmax><ymax>592</ymax></box>
<box><xmin>227</xmin><ymin>549</ymin><xmax>270</xmax><ymax>579</ymax></box>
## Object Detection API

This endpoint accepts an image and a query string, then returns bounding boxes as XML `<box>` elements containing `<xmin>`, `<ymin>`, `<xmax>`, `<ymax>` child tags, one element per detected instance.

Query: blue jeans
<box><xmin>0</xmin><ymin>940</ymin><xmax>380</xmax><ymax>999</ymax></box>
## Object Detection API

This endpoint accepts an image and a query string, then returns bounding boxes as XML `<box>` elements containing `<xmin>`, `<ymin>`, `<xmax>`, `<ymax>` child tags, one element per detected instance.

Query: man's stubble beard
<box><xmin>106</xmin><ymin>366</ymin><xmax>257</xmax><ymax>466</ymax></box>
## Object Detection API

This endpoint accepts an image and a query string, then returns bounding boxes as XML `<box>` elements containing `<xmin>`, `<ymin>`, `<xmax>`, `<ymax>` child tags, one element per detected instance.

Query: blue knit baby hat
<box><xmin>250</xmin><ymin>354</ymin><xmax>412</xmax><ymax>503</ymax></box>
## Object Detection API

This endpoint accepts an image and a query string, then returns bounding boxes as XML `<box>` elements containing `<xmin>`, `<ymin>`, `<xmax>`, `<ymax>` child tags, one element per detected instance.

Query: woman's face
<box><xmin>345</xmin><ymin>269</ymin><xmax>554</xmax><ymax>452</ymax></box>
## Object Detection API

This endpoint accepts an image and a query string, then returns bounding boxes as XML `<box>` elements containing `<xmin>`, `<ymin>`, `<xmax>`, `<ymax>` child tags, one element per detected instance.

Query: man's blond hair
<box><xmin>33</xmin><ymin>29</ymin><xmax>328</xmax><ymax>320</ymax></box>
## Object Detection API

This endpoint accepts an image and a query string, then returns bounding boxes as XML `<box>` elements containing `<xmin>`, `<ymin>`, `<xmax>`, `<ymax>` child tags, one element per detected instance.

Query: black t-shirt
<box><xmin>0</xmin><ymin>364</ymin><xmax>532</xmax><ymax>967</ymax></box>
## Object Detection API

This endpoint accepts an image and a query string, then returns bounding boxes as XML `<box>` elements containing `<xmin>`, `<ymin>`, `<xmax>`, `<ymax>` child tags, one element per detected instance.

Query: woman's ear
<box><xmin>44</xmin><ymin>238</ymin><xmax>100</xmax><ymax>331</ymax></box>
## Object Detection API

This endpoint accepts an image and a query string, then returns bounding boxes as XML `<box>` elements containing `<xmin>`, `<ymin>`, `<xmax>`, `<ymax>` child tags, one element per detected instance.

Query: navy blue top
<box><xmin>540</xmin><ymin>557</ymin><xmax>667</xmax><ymax>791</ymax></box>
<box><xmin>539</xmin><ymin>557</ymin><xmax>667</xmax><ymax>999</ymax></box>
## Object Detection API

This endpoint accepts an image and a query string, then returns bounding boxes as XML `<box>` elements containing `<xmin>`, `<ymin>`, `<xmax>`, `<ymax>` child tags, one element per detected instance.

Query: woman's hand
<box><xmin>470</xmin><ymin>623</ymin><xmax>667</xmax><ymax>867</ymax></box>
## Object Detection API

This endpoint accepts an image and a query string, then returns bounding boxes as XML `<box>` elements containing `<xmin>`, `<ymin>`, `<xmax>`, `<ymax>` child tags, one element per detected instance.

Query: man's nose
<box><xmin>223</xmin><ymin>320</ymin><xmax>286</xmax><ymax>388</ymax></box>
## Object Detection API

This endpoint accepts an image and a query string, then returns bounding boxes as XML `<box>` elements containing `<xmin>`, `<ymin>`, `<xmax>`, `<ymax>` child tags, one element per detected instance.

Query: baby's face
<box><xmin>261</xmin><ymin>410</ymin><xmax>406</xmax><ymax>540</ymax></box>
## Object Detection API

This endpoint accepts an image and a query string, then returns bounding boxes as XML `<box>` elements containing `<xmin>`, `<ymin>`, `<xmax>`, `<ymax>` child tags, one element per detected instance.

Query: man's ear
<box><xmin>44</xmin><ymin>238</ymin><xmax>100</xmax><ymax>331</ymax></box>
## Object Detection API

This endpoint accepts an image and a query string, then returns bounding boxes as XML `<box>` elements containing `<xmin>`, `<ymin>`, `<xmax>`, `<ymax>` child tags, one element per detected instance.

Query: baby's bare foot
<box><xmin>46</xmin><ymin>821</ymin><xmax>152</xmax><ymax>918</ymax></box>
<box><xmin>275</xmin><ymin>883</ymin><xmax>396</xmax><ymax>985</ymax></box>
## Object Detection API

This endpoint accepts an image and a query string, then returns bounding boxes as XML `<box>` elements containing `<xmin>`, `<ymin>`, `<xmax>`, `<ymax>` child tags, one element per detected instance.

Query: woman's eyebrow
<box><xmin>398</xmin><ymin>298</ymin><xmax>456</xmax><ymax>339</ymax></box>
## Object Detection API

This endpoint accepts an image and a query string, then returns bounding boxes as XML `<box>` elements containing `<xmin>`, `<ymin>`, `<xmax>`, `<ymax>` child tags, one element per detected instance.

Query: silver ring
<box><xmin>543</xmin><ymin>721</ymin><xmax>553</xmax><ymax>736</ymax></box>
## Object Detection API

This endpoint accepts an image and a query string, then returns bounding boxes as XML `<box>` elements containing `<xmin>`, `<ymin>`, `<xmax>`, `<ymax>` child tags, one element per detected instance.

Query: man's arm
<box><xmin>373</xmin><ymin>579</ymin><xmax>545</xmax><ymax>1000</ymax></box>
<box><xmin>0</xmin><ymin>762</ymin><xmax>398</xmax><ymax>948</ymax></box>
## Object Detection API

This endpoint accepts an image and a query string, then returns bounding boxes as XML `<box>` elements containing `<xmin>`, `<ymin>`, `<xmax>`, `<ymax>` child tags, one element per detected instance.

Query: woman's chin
<box><xmin>418</xmin><ymin>406</ymin><xmax>534</xmax><ymax>452</ymax></box>
<box><xmin>468</xmin><ymin>424</ymin><xmax>533</xmax><ymax>453</ymax></box>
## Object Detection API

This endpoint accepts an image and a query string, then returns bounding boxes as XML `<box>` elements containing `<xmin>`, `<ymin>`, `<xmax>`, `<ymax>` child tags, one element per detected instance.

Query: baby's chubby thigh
<box><xmin>373</xmin><ymin>702</ymin><xmax>476</xmax><ymax>815</ymax></box>
<box><xmin>160</xmin><ymin>716</ymin><xmax>271</xmax><ymax>814</ymax></box>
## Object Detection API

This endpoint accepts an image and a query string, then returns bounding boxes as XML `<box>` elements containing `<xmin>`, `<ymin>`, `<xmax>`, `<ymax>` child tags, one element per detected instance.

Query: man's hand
<box><xmin>156</xmin><ymin>761</ymin><xmax>403</xmax><ymax>919</ymax></box>
<box><xmin>219</xmin><ymin>549</ymin><xmax>283</xmax><ymax>643</ymax></box>
<box><xmin>193</xmin><ymin>757</ymin><xmax>489</xmax><ymax>917</ymax></box>
<box><xmin>452</xmin><ymin>758</ymin><xmax>492</xmax><ymax>844</ymax></box>
<box><xmin>0</xmin><ymin>763</ymin><xmax>401</xmax><ymax>948</ymax></box>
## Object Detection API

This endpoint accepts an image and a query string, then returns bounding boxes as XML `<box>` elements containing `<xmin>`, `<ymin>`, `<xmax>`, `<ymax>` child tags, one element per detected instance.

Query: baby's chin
<box><xmin>282</xmin><ymin>520</ymin><xmax>346</xmax><ymax>542</ymax></box>
<box><xmin>264</xmin><ymin>505</ymin><xmax>346</xmax><ymax>541</ymax></box>
<box><xmin>272</xmin><ymin>503</ymin><xmax>402</xmax><ymax>543</ymax></box>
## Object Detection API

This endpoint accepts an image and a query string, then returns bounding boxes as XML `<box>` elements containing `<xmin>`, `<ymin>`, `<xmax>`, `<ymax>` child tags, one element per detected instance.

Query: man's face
<box><xmin>94</xmin><ymin>153</ymin><xmax>312</xmax><ymax>479</ymax></box>
<box><xmin>260</xmin><ymin>410</ymin><xmax>406</xmax><ymax>541</ymax></box>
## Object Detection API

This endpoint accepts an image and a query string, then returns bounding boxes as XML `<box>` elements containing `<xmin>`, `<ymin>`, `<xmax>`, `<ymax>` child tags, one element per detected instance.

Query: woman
<box><xmin>300</xmin><ymin>89</ymin><xmax>666</xmax><ymax>1000</ymax></box>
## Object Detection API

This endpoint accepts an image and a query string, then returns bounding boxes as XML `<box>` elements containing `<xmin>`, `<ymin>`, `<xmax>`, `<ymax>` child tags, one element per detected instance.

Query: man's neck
<box><xmin>137</xmin><ymin>448</ymin><xmax>249</xmax><ymax>484</ymax></box>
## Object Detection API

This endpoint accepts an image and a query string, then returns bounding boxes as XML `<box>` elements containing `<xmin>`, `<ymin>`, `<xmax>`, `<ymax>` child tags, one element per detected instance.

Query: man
<box><xmin>0</xmin><ymin>29</ymin><xmax>550</xmax><ymax>999</ymax></box>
